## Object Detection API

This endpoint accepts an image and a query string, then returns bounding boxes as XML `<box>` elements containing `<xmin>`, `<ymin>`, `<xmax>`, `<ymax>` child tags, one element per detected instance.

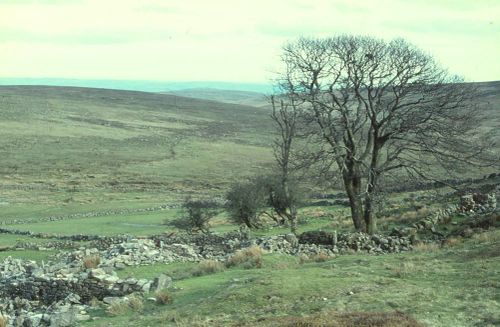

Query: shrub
<box><xmin>83</xmin><ymin>255</ymin><xmax>100</xmax><ymax>269</ymax></box>
<box><xmin>155</xmin><ymin>289</ymin><xmax>174</xmax><ymax>305</ymax></box>
<box><xmin>264</xmin><ymin>175</ymin><xmax>304</xmax><ymax>221</ymax></box>
<box><xmin>226</xmin><ymin>180</ymin><xmax>267</xmax><ymax>228</ymax></box>
<box><xmin>191</xmin><ymin>260</ymin><xmax>225</xmax><ymax>276</ymax></box>
<box><xmin>226</xmin><ymin>246</ymin><xmax>263</xmax><ymax>269</ymax></box>
<box><xmin>169</xmin><ymin>197</ymin><xmax>219</xmax><ymax>233</ymax></box>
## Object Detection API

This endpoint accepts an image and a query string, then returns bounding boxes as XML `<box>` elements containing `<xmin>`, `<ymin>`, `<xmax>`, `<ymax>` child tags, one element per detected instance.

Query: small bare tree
<box><xmin>269</xmin><ymin>96</ymin><xmax>302</xmax><ymax>233</ymax></box>
<box><xmin>277</xmin><ymin>35</ymin><xmax>496</xmax><ymax>234</ymax></box>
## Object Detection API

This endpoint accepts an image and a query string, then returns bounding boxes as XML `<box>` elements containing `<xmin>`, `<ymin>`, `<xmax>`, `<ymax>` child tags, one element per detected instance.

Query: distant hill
<box><xmin>0</xmin><ymin>78</ymin><xmax>273</xmax><ymax>94</ymax></box>
<box><xmin>0</xmin><ymin>82</ymin><xmax>497</xmax><ymax>220</ymax></box>
<box><xmin>0</xmin><ymin>85</ymin><xmax>275</xmax><ymax>220</ymax></box>
<box><xmin>162</xmin><ymin>88</ymin><xmax>269</xmax><ymax>107</ymax></box>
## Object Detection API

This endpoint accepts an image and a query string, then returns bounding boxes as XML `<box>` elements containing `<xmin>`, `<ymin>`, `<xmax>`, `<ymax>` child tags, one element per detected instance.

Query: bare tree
<box><xmin>276</xmin><ymin>35</ymin><xmax>496</xmax><ymax>234</ymax></box>
<box><xmin>269</xmin><ymin>95</ymin><xmax>301</xmax><ymax>234</ymax></box>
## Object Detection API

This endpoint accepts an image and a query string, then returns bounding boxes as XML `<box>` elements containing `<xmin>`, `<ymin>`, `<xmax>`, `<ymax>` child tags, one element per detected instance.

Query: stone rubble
<box><xmin>0</xmin><ymin>253</ymin><xmax>171</xmax><ymax>327</ymax></box>
<box><xmin>459</xmin><ymin>192</ymin><xmax>497</xmax><ymax>213</ymax></box>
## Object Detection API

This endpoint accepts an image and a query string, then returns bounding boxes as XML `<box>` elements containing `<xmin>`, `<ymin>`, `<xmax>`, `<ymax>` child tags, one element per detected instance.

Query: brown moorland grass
<box><xmin>83</xmin><ymin>255</ymin><xmax>100</xmax><ymax>269</ymax></box>
<box><xmin>155</xmin><ymin>289</ymin><xmax>174</xmax><ymax>305</ymax></box>
<box><xmin>243</xmin><ymin>311</ymin><xmax>425</xmax><ymax>327</ymax></box>
<box><xmin>191</xmin><ymin>260</ymin><xmax>226</xmax><ymax>276</ymax></box>
<box><xmin>226</xmin><ymin>246</ymin><xmax>263</xmax><ymax>268</ymax></box>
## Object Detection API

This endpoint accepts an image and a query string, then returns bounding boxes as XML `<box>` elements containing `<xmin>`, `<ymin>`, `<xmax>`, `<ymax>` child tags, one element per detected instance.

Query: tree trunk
<box><xmin>364</xmin><ymin>141</ymin><xmax>380</xmax><ymax>235</ymax></box>
<box><xmin>290</xmin><ymin>212</ymin><xmax>297</xmax><ymax>235</ymax></box>
<box><xmin>343</xmin><ymin>173</ymin><xmax>365</xmax><ymax>232</ymax></box>
<box><xmin>363</xmin><ymin>196</ymin><xmax>376</xmax><ymax>235</ymax></box>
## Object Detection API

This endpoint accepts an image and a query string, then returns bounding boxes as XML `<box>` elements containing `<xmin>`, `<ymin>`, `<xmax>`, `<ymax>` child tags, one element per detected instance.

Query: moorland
<box><xmin>0</xmin><ymin>82</ymin><xmax>499</xmax><ymax>327</ymax></box>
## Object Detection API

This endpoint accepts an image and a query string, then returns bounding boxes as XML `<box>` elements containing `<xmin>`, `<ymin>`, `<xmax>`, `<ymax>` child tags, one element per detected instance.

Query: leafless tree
<box><xmin>269</xmin><ymin>95</ymin><xmax>301</xmax><ymax>234</ymax></box>
<box><xmin>276</xmin><ymin>35</ymin><xmax>496</xmax><ymax>234</ymax></box>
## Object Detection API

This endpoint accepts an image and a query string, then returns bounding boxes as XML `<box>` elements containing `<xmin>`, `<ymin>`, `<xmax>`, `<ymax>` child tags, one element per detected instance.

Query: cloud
<box><xmin>0</xmin><ymin>0</ymin><xmax>498</xmax><ymax>82</ymax></box>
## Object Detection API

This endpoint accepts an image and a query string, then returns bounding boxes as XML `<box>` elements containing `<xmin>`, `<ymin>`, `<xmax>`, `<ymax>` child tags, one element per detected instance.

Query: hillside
<box><xmin>0</xmin><ymin>83</ymin><xmax>499</xmax><ymax>327</ymax></box>
<box><xmin>0</xmin><ymin>78</ymin><xmax>273</xmax><ymax>94</ymax></box>
<box><xmin>163</xmin><ymin>88</ymin><xmax>269</xmax><ymax>107</ymax></box>
<box><xmin>0</xmin><ymin>86</ymin><xmax>274</xmax><ymax>221</ymax></box>
<box><xmin>0</xmin><ymin>82</ymin><xmax>498</xmax><ymax>223</ymax></box>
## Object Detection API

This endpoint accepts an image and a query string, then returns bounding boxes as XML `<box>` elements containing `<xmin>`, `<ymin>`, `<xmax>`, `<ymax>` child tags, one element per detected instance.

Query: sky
<box><xmin>0</xmin><ymin>0</ymin><xmax>499</xmax><ymax>83</ymax></box>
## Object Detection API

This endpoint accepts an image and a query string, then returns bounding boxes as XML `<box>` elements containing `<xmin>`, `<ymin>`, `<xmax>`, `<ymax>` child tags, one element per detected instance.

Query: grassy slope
<box><xmin>0</xmin><ymin>86</ymin><xmax>274</xmax><ymax>221</ymax></box>
<box><xmin>1</xmin><ymin>82</ymin><xmax>498</xmax><ymax>223</ymax></box>
<box><xmin>78</xmin><ymin>229</ymin><xmax>500</xmax><ymax>327</ymax></box>
<box><xmin>0</xmin><ymin>83</ymin><xmax>499</xmax><ymax>326</ymax></box>
<box><xmin>164</xmin><ymin>88</ymin><xmax>269</xmax><ymax>107</ymax></box>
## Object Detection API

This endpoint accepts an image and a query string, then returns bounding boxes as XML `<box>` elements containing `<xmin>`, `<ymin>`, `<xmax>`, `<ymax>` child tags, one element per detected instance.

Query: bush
<box><xmin>169</xmin><ymin>197</ymin><xmax>219</xmax><ymax>233</ymax></box>
<box><xmin>191</xmin><ymin>260</ymin><xmax>226</xmax><ymax>276</ymax></box>
<box><xmin>226</xmin><ymin>180</ymin><xmax>267</xmax><ymax>228</ymax></box>
<box><xmin>155</xmin><ymin>289</ymin><xmax>174</xmax><ymax>305</ymax></box>
<box><xmin>82</xmin><ymin>255</ymin><xmax>100</xmax><ymax>269</ymax></box>
<box><xmin>226</xmin><ymin>246</ymin><xmax>263</xmax><ymax>269</ymax></box>
<box><xmin>264</xmin><ymin>175</ymin><xmax>303</xmax><ymax>221</ymax></box>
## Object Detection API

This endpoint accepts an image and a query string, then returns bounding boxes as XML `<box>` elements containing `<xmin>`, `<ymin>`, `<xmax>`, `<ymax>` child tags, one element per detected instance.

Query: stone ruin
<box><xmin>0</xmin><ymin>251</ymin><xmax>171</xmax><ymax>327</ymax></box>
<box><xmin>0</xmin><ymin>228</ymin><xmax>420</xmax><ymax>326</ymax></box>
<box><xmin>459</xmin><ymin>192</ymin><xmax>497</xmax><ymax>213</ymax></box>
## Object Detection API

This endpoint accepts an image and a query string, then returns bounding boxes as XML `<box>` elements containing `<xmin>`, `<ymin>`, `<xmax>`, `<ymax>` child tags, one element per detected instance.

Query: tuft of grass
<box><xmin>0</xmin><ymin>315</ymin><xmax>7</xmax><ymax>327</ymax></box>
<box><xmin>155</xmin><ymin>289</ymin><xmax>174</xmax><ymax>305</ymax></box>
<box><xmin>392</xmin><ymin>262</ymin><xmax>416</xmax><ymax>278</ymax></box>
<box><xmin>106</xmin><ymin>296</ymin><xmax>144</xmax><ymax>316</ymax></box>
<box><xmin>106</xmin><ymin>301</ymin><xmax>130</xmax><ymax>316</ymax></box>
<box><xmin>128</xmin><ymin>296</ymin><xmax>144</xmax><ymax>312</ymax></box>
<box><xmin>412</xmin><ymin>242</ymin><xmax>440</xmax><ymax>253</ymax></box>
<box><xmin>472</xmin><ymin>230</ymin><xmax>500</xmax><ymax>243</ymax></box>
<box><xmin>83</xmin><ymin>255</ymin><xmax>100</xmax><ymax>269</ymax></box>
<box><xmin>311</xmin><ymin>252</ymin><xmax>332</xmax><ymax>262</ymax></box>
<box><xmin>442</xmin><ymin>237</ymin><xmax>463</xmax><ymax>248</ymax></box>
<box><xmin>299</xmin><ymin>252</ymin><xmax>333</xmax><ymax>264</ymax></box>
<box><xmin>191</xmin><ymin>260</ymin><xmax>226</xmax><ymax>276</ymax></box>
<box><xmin>226</xmin><ymin>246</ymin><xmax>263</xmax><ymax>268</ymax></box>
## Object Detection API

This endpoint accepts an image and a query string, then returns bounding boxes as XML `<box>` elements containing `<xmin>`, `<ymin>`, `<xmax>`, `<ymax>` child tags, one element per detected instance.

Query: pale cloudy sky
<box><xmin>0</xmin><ymin>0</ymin><xmax>498</xmax><ymax>83</ymax></box>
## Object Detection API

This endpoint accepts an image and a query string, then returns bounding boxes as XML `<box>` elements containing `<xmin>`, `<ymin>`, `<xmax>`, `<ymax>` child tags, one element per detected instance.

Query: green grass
<box><xmin>0</xmin><ymin>250</ymin><xmax>56</xmax><ymax>262</ymax></box>
<box><xmin>0</xmin><ymin>86</ymin><xmax>274</xmax><ymax>221</ymax></box>
<box><xmin>1</xmin><ymin>84</ymin><xmax>499</xmax><ymax>326</ymax></box>
<box><xmin>79</xmin><ymin>230</ymin><xmax>500</xmax><ymax>326</ymax></box>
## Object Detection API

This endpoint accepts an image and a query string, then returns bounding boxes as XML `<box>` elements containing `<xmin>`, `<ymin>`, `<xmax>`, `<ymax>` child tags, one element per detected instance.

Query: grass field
<box><xmin>0</xmin><ymin>83</ymin><xmax>499</xmax><ymax>326</ymax></box>
<box><xmin>75</xmin><ymin>229</ymin><xmax>500</xmax><ymax>327</ymax></box>
<box><xmin>0</xmin><ymin>85</ymin><xmax>275</xmax><ymax>223</ymax></box>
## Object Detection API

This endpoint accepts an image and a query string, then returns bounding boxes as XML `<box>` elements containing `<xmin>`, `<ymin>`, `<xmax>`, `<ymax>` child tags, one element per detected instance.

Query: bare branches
<box><xmin>275</xmin><ymin>35</ymin><xmax>497</xmax><ymax>234</ymax></box>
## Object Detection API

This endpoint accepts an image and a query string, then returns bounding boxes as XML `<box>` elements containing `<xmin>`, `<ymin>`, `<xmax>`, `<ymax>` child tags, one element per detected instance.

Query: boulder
<box><xmin>150</xmin><ymin>274</ymin><xmax>172</xmax><ymax>292</ymax></box>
